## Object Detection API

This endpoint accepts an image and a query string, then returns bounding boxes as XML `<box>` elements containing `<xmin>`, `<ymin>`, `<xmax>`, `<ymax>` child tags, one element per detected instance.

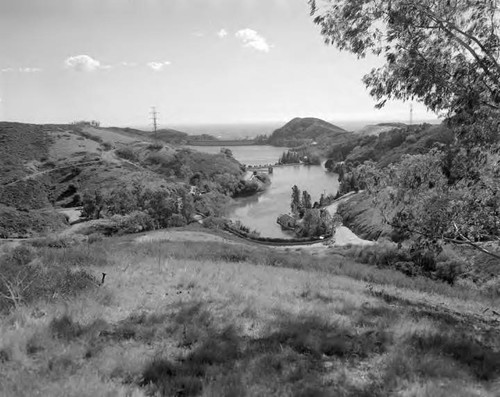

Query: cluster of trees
<box><xmin>279</xmin><ymin>149</ymin><xmax>322</xmax><ymax>165</ymax></box>
<box><xmin>81</xmin><ymin>183</ymin><xmax>195</xmax><ymax>230</ymax></box>
<box><xmin>290</xmin><ymin>185</ymin><xmax>338</xmax><ymax>237</ymax></box>
<box><xmin>279</xmin><ymin>150</ymin><xmax>301</xmax><ymax>164</ymax></box>
<box><xmin>330</xmin><ymin>162</ymin><xmax>366</xmax><ymax>198</ymax></box>
<box><xmin>310</xmin><ymin>0</ymin><xmax>500</xmax><ymax>261</ymax></box>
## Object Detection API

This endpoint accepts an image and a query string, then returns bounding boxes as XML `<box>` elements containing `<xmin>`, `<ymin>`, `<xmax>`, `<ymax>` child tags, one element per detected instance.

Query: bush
<box><xmin>202</xmin><ymin>216</ymin><xmax>228</xmax><ymax>230</ymax></box>
<box><xmin>434</xmin><ymin>260</ymin><xmax>465</xmax><ymax>284</ymax></box>
<box><xmin>0</xmin><ymin>247</ymin><xmax>98</xmax><ymax>312</ymax></box>
<box><xmin>115</xmin><ymin>147</ymin><xmax>138</xmax><ymax>162</ymax></box>
<box><xmin>30</xmin><ymin>236</ymin><xmax>76</xmax><ymax>249</ymax></box>
<box><xmin>102</xmin><ymin>142</ymin><xmax>113</xmax><ymax>151</ymax></box>
<box><xmin>110</xmin><ymin>211</ymin><xmax>156</xmax><ymax>234</ymax></box>
<box><xmin>147</xmin><ymin>142</ymin><xmax>164</xmax><ymax>151</ymax></box>
<box><xmin>480</xmin><ymin>277</ymin><xmax>500</xmax><ymax>298</ymax></box>
<box><xmin>167</xmin><ymin>213</ymin><xmax>187</xmax><ymax>227</ymax></box>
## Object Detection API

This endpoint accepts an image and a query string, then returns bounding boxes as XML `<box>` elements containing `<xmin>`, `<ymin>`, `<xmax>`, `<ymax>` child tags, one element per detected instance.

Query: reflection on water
<box><xmin>189</xmin><ymin>144</ymin><xmax>339</xmax><ymax>238</ymax></box>
<box><xmin>231</xmin><ymin>164</ymin><xmax>339</xmax><ymax>238</ymax></box>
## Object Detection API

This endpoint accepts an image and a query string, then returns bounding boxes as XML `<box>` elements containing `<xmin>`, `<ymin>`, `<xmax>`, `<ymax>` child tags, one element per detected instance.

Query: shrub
<box><xmin>145</xmin><ymin>153</ymin><xmax>171</xmax><ymax>167</ymax></box>
<box><xmin>115</xmin><ymin>147</ymin><xmax>138</xmax><ymax>162</ymax></box>
<box><xmin>110</xmin><ymin>211</ymin><xmax>156</xmax><ymax>234</ymax></box>
<box><xmin>30</xmin><ymin>236</ymin><xmax>76</xmax><ymax>249</ymax></box>
<box><xmin>167</xmin><ymin>213</ymin><xmax>187</xmax><ymax>227</ymax></box>
<box><xmin>102</xmin><ymin>142</ymin><xmax>113</xmax><ymax>151</ymax></box>
<box><xmin>0</xmin><ymin>256</ymin><xmax>97</xmax><ymax>312</ymax></box>
<box><xmin>49</xmin><ymin>314</ymin><xmax>83</xmax><ymax>340</ymax></box>
<box><xmin>147</xmin><ymin>142</ymin><xmax>163</xmax><ymax>151</ymax></box>
<box><xmin>434</xmin><ymin>260</ymin><xmax>465</xmax><ymax>284</ymax></box>
<box><xmin>202</xmin><ymin>216</ymin><xmax>229</xmax><ymax>230</ymax></box>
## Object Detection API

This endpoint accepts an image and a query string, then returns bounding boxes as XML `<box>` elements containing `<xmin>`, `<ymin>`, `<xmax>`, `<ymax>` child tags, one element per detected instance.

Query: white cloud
<box><xmin>1</xmin><ymin>68</ymin><xmax>14</xmax><ymax>73</ymax></box>
<box><xmin>120</xmin><ymin>61</ymin><xmax>137</xmax><ymax>67</ymax></box>
<box><xmin>235</xmin><ymin>29</ymin><xmax>271</xmax><ymax>52</ymax></box>
<box><xmin>147</xmin><ymin>61</ymin><xmax>171</xmax><ymax>71</ymax></box>
<box><xmin>217</xmin><ymin>29</ymin><xmax>228</xmax><ymax>38</ymax></box>
<box><xmin>19</xmin><ymin>67</ymin><xmax>42</xmax><ymax>73</ymax></box>
<box><xmin>64</xmin><ymin>55</ymin><xmax>108</xmax><ymax>72</ymax></box>
<box><xmin>193</xmin><ymin>31</ymin><xmax>205</xmax><ymax>37</ymax></box>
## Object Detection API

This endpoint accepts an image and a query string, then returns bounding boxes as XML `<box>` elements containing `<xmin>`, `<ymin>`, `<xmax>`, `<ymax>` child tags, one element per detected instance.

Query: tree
<box><xmin>360</xmin><ymin>151</ymin><xmax>500</xmax><ymax>258</ymax></box>
<box><xmin>302</xmin><ymin>190</ymin><xmax>312</xmax><ymax>209</ymax></box>
<box><xmin>300</xmin><ymin>208</ymin><xmax>335</xmax><ymax>237</ymax></box>
<box><xmin>291</xmin><ymin>185</ymin><xmax>302</xmax><ymax>215</ymax></box>
<box><xmin>310</xmin><ymin>0</ymin><xmax>500</xmax><ymax>260</ymax></box>
<box><xmin>309</xmin><ymin>0</ymin><xmax>500</xmax><ymax>125</ymax></box>
<box><xmin>81</xmin><ymin>190</ymin><xmax>105</xmax><ymax>219</ymax></box>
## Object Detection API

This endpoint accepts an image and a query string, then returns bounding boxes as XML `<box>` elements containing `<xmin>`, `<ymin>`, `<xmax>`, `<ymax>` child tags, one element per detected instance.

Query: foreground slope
<box><xmin>0</xmin><ymin>230</ymin><xmax>499</xmax><ymax>396</ymax></box>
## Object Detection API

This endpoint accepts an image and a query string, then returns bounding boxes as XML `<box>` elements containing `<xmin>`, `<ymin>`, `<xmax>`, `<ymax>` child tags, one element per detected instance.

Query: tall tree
<box><xmin>302</xmin><ymin>190</ymin><xmax>313</xmax><ymax>209</ymax></box>
<box><xmin>309</xmin><ymin>0</ymin><xmax>500</xmax><ymax>258</ymax></box>
<box><xmin>291</xmin><ymin>185</ymin><xmax>302</xmax><ymax>215</ymax></box>
<box><xmin>309</xmin><ymin>0</ymin><xmax>500</xmax><ymax>142</ymax></box>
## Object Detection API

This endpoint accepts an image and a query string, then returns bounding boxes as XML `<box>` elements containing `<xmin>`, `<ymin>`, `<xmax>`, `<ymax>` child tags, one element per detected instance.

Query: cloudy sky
<box><xmin>0</xmin><ymin>0</ymin><xmax>437</xmax><ymax>126</ymax></box>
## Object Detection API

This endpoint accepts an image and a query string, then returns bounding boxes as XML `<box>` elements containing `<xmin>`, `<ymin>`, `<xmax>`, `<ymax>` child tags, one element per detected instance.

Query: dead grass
<box><xmin>0</xmin><ymin>235</ymin><xmax>499</xmax><ymax>396</ymax></box>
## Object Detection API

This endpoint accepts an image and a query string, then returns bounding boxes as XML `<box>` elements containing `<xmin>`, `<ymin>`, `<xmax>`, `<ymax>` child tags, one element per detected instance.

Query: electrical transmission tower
<box><xmin>150</xmin><ymin>107</ymin><xmax>159</xmax><ymax>132</ymax></box>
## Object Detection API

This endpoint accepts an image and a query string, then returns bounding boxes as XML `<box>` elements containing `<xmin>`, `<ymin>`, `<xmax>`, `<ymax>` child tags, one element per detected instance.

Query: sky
<box><xmin>0</xmin><ymin>0</ymin><xmax>438</xmax><ymax>127</ymax></box>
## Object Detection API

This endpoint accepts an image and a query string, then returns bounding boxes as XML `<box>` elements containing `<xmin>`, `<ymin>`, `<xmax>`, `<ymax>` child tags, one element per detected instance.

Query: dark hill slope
<box><xmin>325</xmin><ymin>123</ymin><xmax>453</xmax><ymax>168</ymax></box>
<box><xmin>268</xmin><ymin>117</ymin><xmax>351</xmax><ymax>147</ymax></box>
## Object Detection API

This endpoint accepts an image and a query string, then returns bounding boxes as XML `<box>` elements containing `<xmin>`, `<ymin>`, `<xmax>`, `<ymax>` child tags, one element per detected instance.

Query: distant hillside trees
<box><xmin>279</xmin><ymin>151</ymin><xmax>301</xmax><ymax>164</ymax></box>
<box><xmin>279</xmin><ymin>149</ymin><xmax>322</xmax><ymax>165</ymax></box>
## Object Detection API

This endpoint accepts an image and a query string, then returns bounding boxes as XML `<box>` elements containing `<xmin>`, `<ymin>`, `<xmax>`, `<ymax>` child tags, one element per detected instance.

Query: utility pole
<box><xmin>150</xmin><ymin>107</ymin><xmax>159</xmax><ymax>132</ymax></box>
<box><xmin>409</xmin><ymin>103</ymin><xmax>414</xmax><ymax>126</ymax></box>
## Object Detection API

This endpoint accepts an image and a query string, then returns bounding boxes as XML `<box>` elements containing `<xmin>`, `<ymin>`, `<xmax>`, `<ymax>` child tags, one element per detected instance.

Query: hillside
<box><xmin>356</xmin><ymin>122</ymin><xmax>407</xmax><ymax>137</ymax></box>
<box><xmin>105</xmin><ymin>126</ymin><xmax>218</xmax><ymax>145</ymax></box>
<box><xmin>325</xmin><ymin>122</ymin><xmax>453</xmax><ymax>169</ymax></box>
<box><xmin>1</xmin><ymin>228</ymin><xmax>499</xmax><ymax>396</ymax></box>
<box><xmin>0</xmin><ymin>122</ymin><xmax>247</xmax><ymax>238</ymax></box>
<box><xmin>268</xmin><ymin>117</ymin><xmax>351</xmax><ymax>147</ymax></box>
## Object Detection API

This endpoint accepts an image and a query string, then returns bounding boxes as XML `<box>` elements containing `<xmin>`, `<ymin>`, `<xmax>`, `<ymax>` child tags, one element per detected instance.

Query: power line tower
<box><xmin>409</xmin><ymin>103</ymin><xmax>414</xmax><ymax>126</ymax></box>
<box><xmin>150</xmin><ymin>107</ymin><xmax>159</xmax><ymax>132</ymax></box>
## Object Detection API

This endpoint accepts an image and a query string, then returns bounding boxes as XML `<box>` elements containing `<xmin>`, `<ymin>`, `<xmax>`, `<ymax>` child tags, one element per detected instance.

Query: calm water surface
<box><xmin>190</xmin><ymin>145</ymin><xmax>338</xmax><ymax>238</ymax></box>
<box><xmin>231</xmin><ymin>165</ymin><xmax>339</xmax><ymax>238</ymax></box>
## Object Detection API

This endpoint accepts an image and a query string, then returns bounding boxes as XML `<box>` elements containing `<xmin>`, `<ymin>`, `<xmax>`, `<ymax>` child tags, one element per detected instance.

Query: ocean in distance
<box><xmin>131</xmin><ymin>119</ymin><xmax>437</xmax><ymax>140</ymax></box>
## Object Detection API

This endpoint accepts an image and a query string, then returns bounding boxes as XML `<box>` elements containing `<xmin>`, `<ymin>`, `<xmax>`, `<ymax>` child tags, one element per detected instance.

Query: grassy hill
<box><xmin>268</xmin><ymin>117</ymin><xmax>352</xmax><ymax>147</ymax></box>
<box><xmin>0</xmin><ymin>228</ymin><xmax>499</xmax><ymax>396</ymax></box>
<box><xmin>0</xmin><ymin>122</ymin><xmax>245</xmax><ymax>238</ymax></box>
<box><xmin>325</xmin><ymin>123</ymin><xmax>453</xmax><ymax>168</ymax></box>
<box><xmin>356</xmin><ymin>122</ymin><xmax>407</xmax><ymax>137</ymax></box>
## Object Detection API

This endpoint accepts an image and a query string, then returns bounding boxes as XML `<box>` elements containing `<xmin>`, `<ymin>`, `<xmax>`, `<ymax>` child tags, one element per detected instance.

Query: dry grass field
<box><xmin>1</xmin><ymin>232</ymin><xmax>499</xmax><ymax>396</ymax></box>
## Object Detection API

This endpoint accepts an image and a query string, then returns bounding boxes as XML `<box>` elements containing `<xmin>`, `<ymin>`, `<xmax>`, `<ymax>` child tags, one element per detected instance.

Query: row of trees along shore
<box><xmin>310</xmin><ymin>0</ymin><xmax>500</xmax><ymax>260</ymax></box>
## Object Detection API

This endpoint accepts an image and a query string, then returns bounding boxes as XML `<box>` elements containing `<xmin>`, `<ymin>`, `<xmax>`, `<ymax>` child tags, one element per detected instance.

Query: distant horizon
<box><xmin>129</xmin><ymin>117</ymin><xmax>442</xmax><ymax>136</ymax></box>
<box><xmin>1</xmin><ymin>0</ymin><xmax>438</xmax><ymax>126</ymax></box>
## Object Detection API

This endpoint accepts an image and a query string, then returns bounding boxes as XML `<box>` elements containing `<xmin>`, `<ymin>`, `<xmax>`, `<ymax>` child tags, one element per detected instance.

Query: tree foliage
<box><xmin>359</xmin><ymin>151</ymin><xmax>500</xmax><ymax>257</ymax></box>
<box><xmin>311</xmin><ymin>0</ymin><xmax>500</xmax><ymax>261</ymax></box>
<box><xmin>309</xmin><ymin>0</ymin><xmax>500</xmax><ymax>121</ymax></box>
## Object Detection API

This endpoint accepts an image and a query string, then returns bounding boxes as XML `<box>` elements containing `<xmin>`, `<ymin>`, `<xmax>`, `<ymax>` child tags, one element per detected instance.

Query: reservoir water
<box><xmin>189</xmin><ymin>145</ymin><xmax>339</xmax><ymax>238</ymax></box>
